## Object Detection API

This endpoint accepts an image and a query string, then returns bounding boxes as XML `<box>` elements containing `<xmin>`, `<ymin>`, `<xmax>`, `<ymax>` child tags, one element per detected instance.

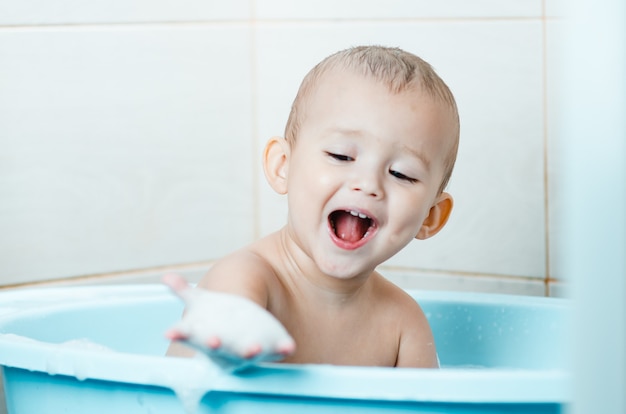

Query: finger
<box><xmin>206</xmin><ymin>336</ymin><xmax>222</xmax><ymax>350</ymax></box>
<box><xmin>275</xmin><ymin>340</ymin><xmax>296</xmax><ymax>356</ymax></box>
<box><xmin>162</xmin><ymin>273</ymin><xmax>191</xmax><ymax>297</ymax></box>
<box><xmin>165</xmin><ymin>328</ymin><xmax>189</xmax><ymax>341</ymax></box>
<box><xmin>242</xmin><ymin>344</ymin><xmax>263</xmax><ymax>359</ymax></box>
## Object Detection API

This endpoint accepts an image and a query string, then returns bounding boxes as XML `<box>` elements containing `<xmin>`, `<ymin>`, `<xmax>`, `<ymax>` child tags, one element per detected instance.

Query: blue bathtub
<box><xmin>0</xmin><ymin>284</ymin><xmax>569</xmax><ymax>413</ymax></box>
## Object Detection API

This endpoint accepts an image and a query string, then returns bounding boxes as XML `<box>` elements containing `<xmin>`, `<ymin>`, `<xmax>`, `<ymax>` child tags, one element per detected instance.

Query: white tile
<box><xmin>0</xmin><ymin>0</ymin><xmax>251</xmax><ymax>25</ymax></box>
<box><xmin>394</xmin><ymin>22</ymin><xmax>546</xmax><ymax>278</ymax></box>
<box><xmin>255</xmin><ymin>20</ymin><xmax>546</xmax><ymax>278</ymax></box>
<box><xmin>381</xmin><ymin>267</ymin><xmax>547</xmax><ymax>297</ymax></box>
<box><xmin>545</xmin><ymin>0</ymin><xmax>566</xmax><ymax>18</ymax></box>
<box><xmin>256</xmin><ymin>0</ymin><xmax>542</xmax><ymax>20</ymax></box>
<box><xmin>0</xmin><ymin>26</ymin><xmax>254</xmax><ymax>284</ymax></box>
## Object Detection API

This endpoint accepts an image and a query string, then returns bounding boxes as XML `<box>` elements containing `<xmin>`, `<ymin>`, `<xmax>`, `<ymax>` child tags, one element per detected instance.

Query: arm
<box><xmin>394</xmin><ymin>297</ymin><xmax>439</xmax><ymax>368</ymax></box>
<box><xmin>164</xmin><ymin>251</ymin><xmax>295</xmax><ymax>367</ymax></box>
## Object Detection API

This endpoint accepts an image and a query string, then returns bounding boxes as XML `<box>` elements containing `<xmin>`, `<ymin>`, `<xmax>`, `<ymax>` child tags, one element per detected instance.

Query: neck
<box><xmin>275</xmin><ymin>227</ymin><xmax>374</xmax><ymax>305</ymax></box>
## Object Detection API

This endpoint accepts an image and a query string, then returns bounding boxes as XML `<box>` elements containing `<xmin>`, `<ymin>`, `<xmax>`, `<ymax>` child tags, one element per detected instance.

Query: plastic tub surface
<box><xmin>0</xmin><ymin>285</ymin><xmax>569</xmax><ymax>413</ymax></box>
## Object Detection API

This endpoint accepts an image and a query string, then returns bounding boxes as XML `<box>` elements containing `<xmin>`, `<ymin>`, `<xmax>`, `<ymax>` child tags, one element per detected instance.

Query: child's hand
<box><xmin>163</xmin><ymin>274</ymin><xmax>295</xmax><ymax>371</ymax></box>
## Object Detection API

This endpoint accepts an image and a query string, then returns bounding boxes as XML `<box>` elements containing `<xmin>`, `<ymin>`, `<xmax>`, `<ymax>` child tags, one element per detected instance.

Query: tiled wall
<box><xmin>0</xmin><ymin>1</ymin><xmax>563</xmax><ymax>296</ymax></box>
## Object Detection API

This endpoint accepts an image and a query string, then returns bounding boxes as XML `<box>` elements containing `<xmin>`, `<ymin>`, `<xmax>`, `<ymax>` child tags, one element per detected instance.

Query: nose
<box><xmin>350</xmin><ymin>170</ymin><xmax>384</xmax><ymax>199</ymax></box>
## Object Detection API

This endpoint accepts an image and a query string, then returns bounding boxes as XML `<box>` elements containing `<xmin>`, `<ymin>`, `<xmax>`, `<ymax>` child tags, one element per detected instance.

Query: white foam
<box><xmin>0</xmin><ymin>334</ymin><xmax>116</xmax><ymax>381</ymax></box>
<box><xmin>1</xmin><ymin>331</ymin><xmax>219</xmax><ymax>412</ymax></box>
<box><xmin>58</xmin><ymin>338</ymin><xmax>115</xmax><ymax>353</ymax></box>
<box><xmin>0</xmin><ymin>333</ymin><xmax>40</xmax><ymax>344</ymax></box>
<box><xmin>168</xmin><ymin>287</ymin><xmax>294</xmax><ymax>370</ymax></box>
<box><xmin>162</xmin><ymin>355</ymin><xmax>224</xmax><ymax>413</ymax></box>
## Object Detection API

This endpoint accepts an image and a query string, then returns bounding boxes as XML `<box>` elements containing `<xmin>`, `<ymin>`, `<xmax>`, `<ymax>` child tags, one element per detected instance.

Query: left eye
<box><xmin>326</xmin><ymin>152</ymin><xmax>354</xmax><ymax>162</ymax></box>
<box><xmin>390</xmin><ymin>170</ymin><xmax>418</xmax><ymax>183</ymax></box>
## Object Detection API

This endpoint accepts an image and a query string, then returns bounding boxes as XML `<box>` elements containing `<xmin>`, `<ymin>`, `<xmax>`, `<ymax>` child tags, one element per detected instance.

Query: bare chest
<box><xmin>275</xmin><ymin>304</ymin><xmax>399</xmax><ymax>367</ymax></box>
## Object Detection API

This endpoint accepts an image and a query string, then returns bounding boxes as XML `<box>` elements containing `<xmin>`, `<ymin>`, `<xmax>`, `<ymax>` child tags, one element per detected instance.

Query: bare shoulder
<box><xmin>373</xmin><ymin>274</ymin><xmax>439</xmax><ymax>368</ymax></box>
<box><xmin>372</xmin><ymin>273</ymin><xmax>423</xmax><ymax>316</ymax></box>
<box><xmin>197</xmin><ymin>242</ymin><xmax>280</xmax><ymax>308</ymax></box>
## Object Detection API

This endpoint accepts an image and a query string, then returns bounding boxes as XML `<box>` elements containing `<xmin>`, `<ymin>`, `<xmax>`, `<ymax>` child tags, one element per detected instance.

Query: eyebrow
<box><xmin>402</xmin><ymin>145</ymin><xmax>431</xmax><ymax>171</ymax></box>
<box><xmin>327</xmin><ymin>127</ymin><xmax>362</xmax><ymax>137</ymax></box>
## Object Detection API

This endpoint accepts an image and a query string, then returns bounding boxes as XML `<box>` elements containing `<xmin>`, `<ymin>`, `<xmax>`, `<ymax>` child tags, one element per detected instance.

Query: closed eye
<box><xmin>390</xmin><ymin>170</ymin><xmax>418</xmax><ymax>183</ymax></box>
<box><xmin>326</xmin><ymin>152</ymin><xmax>354</xmax><ymax>162</ymax></box>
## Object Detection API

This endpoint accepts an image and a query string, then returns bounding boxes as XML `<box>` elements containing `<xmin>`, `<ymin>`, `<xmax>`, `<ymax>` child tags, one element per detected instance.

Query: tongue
<box><xmin>334</xmin><ymin>212</ymin><xmax>370</xmax><ymax>242</ymax></box>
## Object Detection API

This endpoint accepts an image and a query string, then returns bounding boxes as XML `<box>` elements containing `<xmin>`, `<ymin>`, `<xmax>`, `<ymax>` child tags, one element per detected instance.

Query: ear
<box><xmin>263</xmin><ymin>136</ymin><xmax>290</xmax><ymax>195</ymax></box>
<box><xmin>416</xmin><ymin>192</ymin><xmax>453</xmax><ymax>240</ymax></box>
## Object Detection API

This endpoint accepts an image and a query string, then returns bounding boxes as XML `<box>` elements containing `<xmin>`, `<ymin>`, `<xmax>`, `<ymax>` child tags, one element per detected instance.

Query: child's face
<box><xmin>283</xmin><ymin>70</ymin><xmax>455</xmax><ymax>279</ymax></box>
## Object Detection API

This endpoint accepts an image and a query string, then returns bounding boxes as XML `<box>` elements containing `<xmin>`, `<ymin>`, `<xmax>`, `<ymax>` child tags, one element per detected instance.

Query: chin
<box><xmin>316</xmin><ymin>259</ymin><xmax>370</xmax><ymax>280</ymax></box>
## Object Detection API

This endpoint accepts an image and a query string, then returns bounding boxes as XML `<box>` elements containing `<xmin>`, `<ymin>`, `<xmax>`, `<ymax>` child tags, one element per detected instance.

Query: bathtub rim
<box><xmin>0</xmin><ymin>284</ymin><xmax>570</xmax><ymax>404</ymax></box>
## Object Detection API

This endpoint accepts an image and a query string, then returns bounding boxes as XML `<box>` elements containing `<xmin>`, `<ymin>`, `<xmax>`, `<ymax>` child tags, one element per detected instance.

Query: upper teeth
<box><xmin>349</xmin><ymin>210</ymin><xmax>369</xmax><ymax>219</ymax></box>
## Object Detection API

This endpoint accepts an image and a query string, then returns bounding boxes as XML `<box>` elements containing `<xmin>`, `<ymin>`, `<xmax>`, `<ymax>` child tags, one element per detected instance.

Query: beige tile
<box><xmin>0</xmin><ymin>26</ymin><xmax>254</xmax><ymax>284</ymax></box>
<box><xmin>256</xmin><ymin>0</ymin><xmax>543</xmax><ymax>20</ymax></box>
<box><xmin>255</xmin><ymin>20</ymin><xmax>546</xmax><ymax>278</ymax></box>
<box><xmin>0</xmin><ymin>0</ymin><xmax>251</xmax><ymax>25</ymax></box>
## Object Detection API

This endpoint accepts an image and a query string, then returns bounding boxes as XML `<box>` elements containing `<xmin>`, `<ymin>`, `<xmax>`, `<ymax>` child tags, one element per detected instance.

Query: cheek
<box><xmin>291</xmin><ymin>157</ymin><xmax>336</xmax><ymax>191</ymax></box>
<box><xmin>288</xmin><ymin>162</ymin><xmax>329</xmax><ymax>204</ymax></box>
<box><xmin>286</xmin><ymin>164</ymin><xmax>339</xmax><ymax>227</ymax></box>
<box><xmin>390</xmin><ymin>194</ymin><xmax>430</xmax><ymax>230</ymax></box>
<box><xmin>316</xmin><ymin>171</ymin><xmax>336</xmax><ymax>189</ymax></box>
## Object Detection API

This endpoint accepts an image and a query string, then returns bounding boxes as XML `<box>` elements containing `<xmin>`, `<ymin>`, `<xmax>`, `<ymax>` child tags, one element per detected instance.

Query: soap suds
<box><xmin>164</xmin><ymin>355</ymin><xmax>225</xmax><ymax>413</ymax></box>
<box><xmin>164</xmin><ymin>274</ymin><xmax>295</xmax><ymax>371</ymax></box>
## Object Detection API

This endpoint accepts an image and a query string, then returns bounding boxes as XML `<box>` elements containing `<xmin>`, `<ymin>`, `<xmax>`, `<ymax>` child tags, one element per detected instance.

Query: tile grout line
<box><xmin>541</xmin><ymin>0</ymin><xmax>552</xmax><ymax>297</ymax></box>
<box><xmin>378</xmin><ymin>264</ymin><xmax>548</xmax><ymax>283</ymax></box>
<box><xmin>0</xmin><ymin>260</ymin><xmax>217</xmax><ymax>290</ymax></box>
<box><xmin>0</xmin><ymin>15</ymin><xmax>551</xmax><ymax>31</ymax></box>
<box><xmin>250</xmin><ymin>1</ymin><xmax>261</xmax><ymax>241</ymax></box>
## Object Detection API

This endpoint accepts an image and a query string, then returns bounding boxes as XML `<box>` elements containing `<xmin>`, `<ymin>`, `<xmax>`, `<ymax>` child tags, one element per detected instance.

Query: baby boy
<box><xmin>166</xmin><ymin>45</ymin><xmax>459</xmax><ymax>368</ymax></box>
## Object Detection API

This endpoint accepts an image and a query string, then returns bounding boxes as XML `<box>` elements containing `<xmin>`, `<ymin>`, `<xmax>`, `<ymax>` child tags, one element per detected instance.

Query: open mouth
<box><xmin>328</xmin><ymin>209</ymin><xmax>377</xmax><ymax>247</ymax></box>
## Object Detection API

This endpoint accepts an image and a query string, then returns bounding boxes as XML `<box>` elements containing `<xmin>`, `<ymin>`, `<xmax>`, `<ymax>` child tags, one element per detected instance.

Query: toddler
<box><xmin>166</xmin><ymin>45</ymin><xmax>459</xmax><ymax>368</ymax></box>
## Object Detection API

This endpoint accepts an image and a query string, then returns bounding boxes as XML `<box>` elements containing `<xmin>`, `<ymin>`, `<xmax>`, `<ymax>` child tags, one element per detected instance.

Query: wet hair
<box><xmin>284</xmin><ymin>45</ymin><xmax>460</xmax><ymax>193</ymax></box>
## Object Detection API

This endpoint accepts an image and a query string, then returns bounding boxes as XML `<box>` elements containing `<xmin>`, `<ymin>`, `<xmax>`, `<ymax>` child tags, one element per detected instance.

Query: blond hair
<box><xmin>284</xmin><ymin>45</ymin><xmax>460</xmax><ymax>193</ymax></box>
